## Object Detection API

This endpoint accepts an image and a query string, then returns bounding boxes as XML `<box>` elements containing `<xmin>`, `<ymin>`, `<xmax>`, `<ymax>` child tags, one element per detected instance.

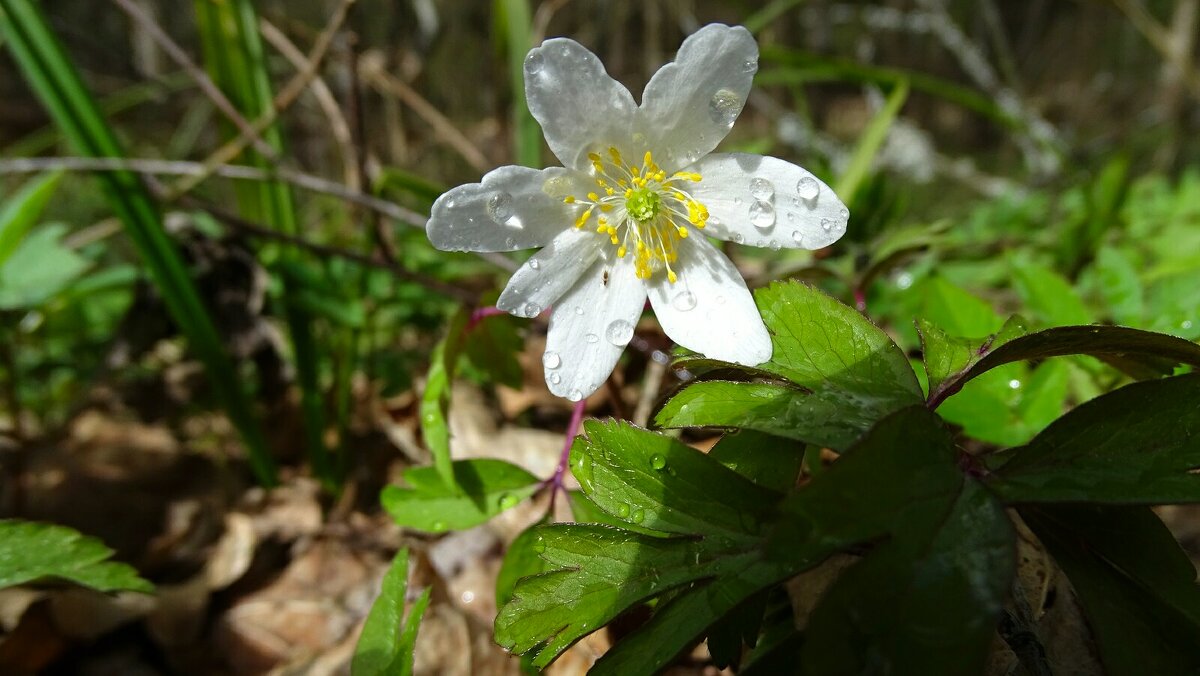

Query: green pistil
<box><xmin>625</xmin><ymin>188</ymin><xmax>661</xmax><ymax>222</ymax></box>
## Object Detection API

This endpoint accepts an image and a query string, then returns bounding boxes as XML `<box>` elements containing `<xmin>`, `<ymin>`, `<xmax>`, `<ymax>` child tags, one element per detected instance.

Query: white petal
<box><xmin>542</xmin><ymin>255</ymin><xmax>646</xmax><ymax>400</ymax></box>
<box><xmin>686</xmin><ymin>153</ymin><xmax>849</xmax><ymax>250</ymax></box>
<box><xmin>524</xmin><ymin>38</ymin><xmax>639</xmax><ymax>172</ymax></box>
<box><xmin>647</xmin><ymin>238</ymin><xmax>771</xmax><ymax>366</ymax></box>
<box><xmin>496</xmin><ymin>228</ymin><xmax>604</xmax><ymax>318</ymax></box>
<box><xmin>639</xmin><ymin>24</ymin><xmax>758</xmax><ymax>172</ymax></box>
<box><xmin>427</xmin><ymin>166</ymin><xmax>584</xmax><ymax>253</ymax></box>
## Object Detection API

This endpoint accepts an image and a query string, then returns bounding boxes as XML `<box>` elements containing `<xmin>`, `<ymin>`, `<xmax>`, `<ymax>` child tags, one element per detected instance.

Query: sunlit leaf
<box><xmin>0</xmin><ymin>520</ymin><xmax>152</xmax><ymax>593</ymax></box>
<box><xmin>352</xmin><ymin>549</ymin><xmax>431</xmax><ymax>676</ymax></box>
<box><xmin>382</xmin><ymin>459</ymin><xmax>540</xmax><ymax>532</ymax></box>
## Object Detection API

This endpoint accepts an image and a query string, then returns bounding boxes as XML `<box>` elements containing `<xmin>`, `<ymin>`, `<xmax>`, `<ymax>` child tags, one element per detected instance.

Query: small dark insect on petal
<box><xmin>602</xmin><ymin>269</ymin><xmax>611</xmax><ymax>287</ymax></box>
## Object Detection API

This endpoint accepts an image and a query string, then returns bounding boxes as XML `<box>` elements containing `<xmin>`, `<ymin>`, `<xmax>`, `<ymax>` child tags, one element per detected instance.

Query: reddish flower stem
<box><xmin>547</xmin><ymin>398</ymin><xmax>587</xmax><ymax>509</ymax></box>
<box><xmin>466</xmin><ymin>305</ymin><xmax>508</xmax><ymax>331</ymax></box>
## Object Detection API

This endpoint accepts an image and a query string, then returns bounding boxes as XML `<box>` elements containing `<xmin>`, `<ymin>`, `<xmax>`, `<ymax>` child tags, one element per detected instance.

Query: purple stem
<box><xmin>466</xmin><ymin>305</ymin><xmax>508</xmax><ymax>331</ymax></box>
<box><xmin>547</xmin><ymin>398</ymin><xmax>587</xmax><ymax>509</ymax></box>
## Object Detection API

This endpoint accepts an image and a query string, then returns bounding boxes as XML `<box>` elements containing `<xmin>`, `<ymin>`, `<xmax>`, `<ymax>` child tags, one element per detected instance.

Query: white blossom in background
<box><xmin>426</xmin><ymin>24</ymin><xmax>849</xmax><ymax>401</ymax></box>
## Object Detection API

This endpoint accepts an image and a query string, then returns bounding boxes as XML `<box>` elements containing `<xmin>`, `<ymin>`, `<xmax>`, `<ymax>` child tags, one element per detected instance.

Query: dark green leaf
<box><xmin>708</xmin><ymin>430</ymin><xmax>806</xmax><ymax>493</ymax></box>
<box><xmin>658</xmin><ymin>281</ymin><xmax>923</xmax><ymax>450</ymax></box>
<box><xmin>918</xmin><ymin>315</ymin><xmax>1028</xmax><ymax>396</ymax></box>
<box><xmin>463</xmin><ymin>313</ymin><xmax>524</xmax><ymax>389</ymax></box>
<box><xmin>1021</xmin><ymin>506</ymin><xmax>1200</xmax><ymax>676</ymax></box>
<box><xmin>496</xmin><ymin>521</ymin><xmax>551</xmax><ymax>608</ymax></box>
<box><xmin>420</xmin><ymin>310</ymin><xmax>470</xmax><ymax>488</ymax></box>
<box><xmin>0</xmin><ymin>520</ymin><xmax>152</xmax><ymax>593</ymax></box>
<box><xmin>987</xmin><ymin>374</ymin><xmax>1200</xmax><ymax>503</ymax></box>
<box><xmin>929</xmin><ymin>325</ymin><xmax>1200</xmax><ymax>407</ymax></box>
<box><xmin>381</xmin><ymin>459</ymin><xmax>540</xmax><ymax>532</ymax></box>
<box><xmin>352</xmin><ymin>548</ymin><xmax>431</xmax><ymax>676</ymax></box>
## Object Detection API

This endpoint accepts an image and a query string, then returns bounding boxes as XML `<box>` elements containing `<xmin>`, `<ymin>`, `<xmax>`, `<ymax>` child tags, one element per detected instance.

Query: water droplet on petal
<box><xmin>574</xmin><ymin>305</ymin><xmax>584</xmax><ymax>316</ymax></box>
<box><xmin>707</xmin><ymin>89</ymin><xmax>741</xmax><ymax>126</ymax></box>
<box><xmin>523</xmin><ymin>302</ymin><xmax>541</xmax><ymax>318</ymax></box>
<box><xmin>525</xmin><ymin>51</ymin><xmax>544</xmax><ymax>74</ymax></box>
<box><xmin>550</xmin><ymin>373</ymin><xmax>561</xmax><ymax>385</ymax></box>
<box><xmin>839</xmin><ymin>207</ymin><xmax>850</xmax><ymax>220</ymax></box>
<box><xmin>542</xmin><ymin>351</ymin><xmax>561</xmax><ymax>369</ymax></box>
<box><xmin>585</xmin><ymin>333</ymin><xmax>599</xmax><ymax>344</ymax></box>
<box><xmin>749</xmin><ymin>178</ymin><xmax>774</xmax><ymax>200</ymax></box>
<box><xmin>733</xmin><ymin>233</ymin><xmax>745</xmax><ymax>244</ymax></box>
<box><xmin>487</xmin><ymin>191</ymin><xmax>514</xmax><ymax>223</ymax></box>
<box><xmin>791</xmin><ymin>231</ymin><xmax>805</xmax><ymax>245</ymax></box>
<box><xmin>606</xmin><ymin>319</ymin><xmax>634</xmax><ymax>346</ymax></box>
<box><xmin>749</xmin><ymin>200</ymin><xmax>775</xmax><ymax>228</ymax></box>
<box><xmin>820</xmin><ymin>218</ymin><xmax>833</xmax><ymax>232</ymax></box>
<box><xmin>797</xmin><ymin>176</ymin><xmax>819</xmax><ymax>200</ymax></box>
<box><xmin>445</xmin><ymin>197</ymin><xmax>457</xmax><ymax>208</ymax></box>
<box><xmin>528</xmin><ymin>258</ymin><xmax>540</xmax><ymax>270</ymax></box>
<box><xmin>672</xmin><ymin>291</ymin><xmax>697</xmax><ymax>312</ymax></box>
<box><xmin>650</xmin><ymin>454</ymin><xmax>667</xmax><ymax>470</ymax></box>
<box><xmin>568</xmin><ymin>388</ymin><xmax>584</xmax><ymax>401</ymax></box>
<box><xmin>769</xmin><ymin>241</ymin><xmax>781</xmax><ymax>251</ymax></box>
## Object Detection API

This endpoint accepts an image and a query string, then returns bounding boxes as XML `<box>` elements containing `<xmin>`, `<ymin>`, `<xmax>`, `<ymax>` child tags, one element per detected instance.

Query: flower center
<box><xmin>562</xmin><ymin>146</ymin><xmax>710</xmax><ymax>284</ymax></box>
<box><xmin>625</xmin><ymin>188</ymin><xmax>660</xmax><ymax>222</ymax></box>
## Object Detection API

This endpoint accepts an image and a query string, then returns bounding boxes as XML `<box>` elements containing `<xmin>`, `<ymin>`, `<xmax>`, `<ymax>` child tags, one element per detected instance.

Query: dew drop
<box><xmin>820</xmin><ymin>218</ymin><xmax>833</xmax><ymax>232</ymax></box>
<box><xmin>524</xmin><ymin>51</ymin><xmax>544</xmax><ymax>75</ymax></box>
<box><xmin>606</xmin><ymin>319</ymin><xmax>635</xmax><ymax>346</ymax></box>
<box><xmin>749</xmin><ymin>177</ymin><xmax>774</xmax><ymax>200</ymax></box>
<box><xmin>748</xmin><ymin>199</ymin><xmax>776</xmax><ymax>228</ymax></box>
<box><xmin>769</xmin><ymin>241</ymin><xmax>781</xmax><ymax>251</ymax></box>
<box><xmin>791</xmin><ymin>231</ymin><xmax>805</xmax><ymax>245</ymax></box>
<box><xmin>568</xmin><ymin>388</ymin><xmax>584</xmax><ymax>401</ymax></box>
<box><xmin>574</xmin><ymin>305</ymin><xmax>584</xmax><ymax>316</ymax></box>
<box><xmin>615</xmin><ymin>503</ymin><xmax>631</xmax><ymax>518</ymax></box>
<box><xmin>630</xmin><ymin>508</ymin><xmax>645</xmax><ymax>524</ymax></box>
<box><xmin>839</xmin><ymin>207</ymin><xmax>850</xmax><ymax>220</ymax></box>
<box><xmin>550</xmin><ymin>373</ymin><xmax>561</xmax><ymax>385</ymax></box>
<box><xmin>542</xmin><ymin>351</ymin><xmax>561</xmax><ymax>369</ymax></box>
<box><xmin>1183</xmin><ymin>320</ymin><xmax>1195</xmax><ymax>330</ymax></box>
<box><xmin>650</xmin><ymin>454</ymin><xmax>667</xmax><ymax>470</ymax></box>
<box><xmin>742</xmin><ymin>59</ymin><xmax>758</xmax><ymax>73</ymax></box>
<box><xmin>707</xmin><ymin>89</ymin><xmax>741</xmax><ymax>126</ymax></box>
<box><xmin>523</xmin><ymin>302</ymin><xmax>541</xmax><ymax>318</ymax></box>
<box><xmin>528</xmin><ymin>258</ymin><xmax>540</xmax><ymax>270</ymax></box>
<box><xmin>672</xmin><ymin>291</ymin><xmax>697</xmax><ymax>312</ymax></box>
<box><xmin>432</xmin><ymin>521</ymin><xmax>446</xmax><ymax>532</ymax></box>
<box><xmin>797</xmin><ymin>176</ymin><xmax>819</xmax><ymax>200</ymax></box>
<box><xmin>487</xmin><ymin>191</ymin><xmax>514</xmax><ymax>223</ymax></box>
<box><xmin>585</xmin><ymin>333</ymin><xmax>599</xmax><ymax>344</ymax></box>
<box><xmin>1008</xmin><ymin>379</ymin><xmax>1021</xmax><ymax>389</ymax></box>
<box><xmin>499</xmin><ymin>493</ymin><xmax>520</xmax><ymax>509</ymax></box>
<box><xmin>445</xmin><ymin>197</ymin><xmax>457</xmax><ymax>208</ymax></box>
<box><xmin>533</xmin><ymin>536</ymin><xmax>547</xmax><ymax>554</ymax></box>
<box><xmin>733</xmin><ymin>233</ymin><xmax>745</xmax><ymax>244</ymax></box>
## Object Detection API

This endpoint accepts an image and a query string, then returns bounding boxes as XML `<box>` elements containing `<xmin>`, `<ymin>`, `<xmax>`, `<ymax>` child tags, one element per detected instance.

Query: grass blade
<box><xmin>834</xmin><ymin>79</ymin><xmax>909</xmax><ymax>206</ymax></box>
<box><xmin>495</xmin><ymin>0</ymin><xmax>540</xmax><ymax>167</ymax></box>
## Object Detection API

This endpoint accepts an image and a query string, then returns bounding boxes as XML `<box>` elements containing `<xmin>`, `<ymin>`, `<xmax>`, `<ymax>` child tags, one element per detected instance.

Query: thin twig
<box><xmin>0</xmin><ymin>156</ymin><xmax>426</xmax><ymax>227</ymax></box>
<box><xmin>259</xmin><ymin>18</ymin><xmax>361</xmax><ymax>193</ymax></box>
<box><xmin>166</xmin><ymin>0</ymin><xmax>356</xmax><ymax>198</ymax></box>
<box><xmin>1112</xmin><ymin>0</ymin><xmax>1200</xmax><ymax>98</ymax></box>
<box><xmin>109</xmin><ymin>0</ymin><xmax>281</xmax><ymax>161</ymax></box>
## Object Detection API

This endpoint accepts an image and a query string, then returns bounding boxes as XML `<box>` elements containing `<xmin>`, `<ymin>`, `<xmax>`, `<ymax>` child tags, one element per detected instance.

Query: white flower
<box><xmin>426</xmin><ymin>24</ymin><xmax>848</xmax><ymax>401</ymax></box>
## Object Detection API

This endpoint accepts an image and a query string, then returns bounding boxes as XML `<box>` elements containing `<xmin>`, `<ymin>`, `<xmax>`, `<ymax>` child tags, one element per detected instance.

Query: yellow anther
<box><xmin>643</xmin><ymin>151</ymin><xmax>653</xmax><ymax>167</ymax></box>
<box><xmin>563</xmin><ymin>195</ymin><xmax>576</xmax><ymax>204</ymax></box>
<box><xmin>617</xmin><ymin>179</ymin><xmax>628</xmax><ymax>188</ymax></box>
<box><xmin>631</xmin><ymin>166</ymin><xmax>641</xmax><ymax>177</ymax></box>
<box><xmin>596</xmin><ymin>178</ymin><xmax>607</xmax><ymax>187</ymax></box>
<box><xmin>668</xmin><ymin>270</ymin><xmax>678</xmax><ymax>284</ymax></box>
<box><xmin>608</xmin><ymin>147</ymin><xmax>622</xmax><ymax>164</ymax></box>
<box><xmin>617</xmin><ymin>246</ymin><xmax>627</xmax><ymax>258</ymax></box>
<box><xmin>600</xmin><ymin>204</ymin><xmax>613</xmax><ymax>212</ymax></box>
<box><xmin>677</xmin><ymin>227</ymin><xmax>689</xmax><ymax>238</ymax></box>
<box><xmin>655</xmin><ymin>171</ymin><xmax>666</xmax><ymax>181</ymax></box>
<box><xmin>605</xmin><ymin>187</ymin><xmax>615</xmax><ymax>196</ymax></box>
<box><xmin>587</xmin><ymin>192</ymin><xmax>600</xmax><ymax>201</ymax></box>
<box><xmin>588</xmin><ymin>152</ymin><xmax>602</xmax><ymax>162</ymax></box>
<box><xmin>598</xmin><ymin>216</ymin><xmax>608</xmax><ymax>226</ymax></box>
<box><xmin>624</xmin><ymin>189</ymin><xmax>633</xmax><ymax>198</ymax></box>
<box><xmin>575</xmin><ymin>207</ymin><xmax>593</xmax><ymax>228</ymax></box>
<box><xmin>592</xmin><ymin>162</ymin><xmax>604</xmax><ymax>173</ymax></box>
<box><xmin>674</xmin><ymin>172</ymin><xmax>702</xmax><ymax>182</ymax></box>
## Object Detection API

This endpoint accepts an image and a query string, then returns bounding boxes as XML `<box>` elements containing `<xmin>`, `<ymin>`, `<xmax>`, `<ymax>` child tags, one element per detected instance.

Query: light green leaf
<box><xmin>0</xmin><ymin>171</ymin><xmax>62</xmax><ymax>267</ymax></box>
<box><xmin>919</xmin><ymin>275</ymin><xmax>1004</xmax><ymax>339</ymax></box>
<box><xmin>0</xmin><ymin>520</ymin><xmax>152</xmax><ymax>593</ymax></box>
<box><xmin>0</xmin><ymin>223</ymin><xmax>90</xmax><ymax>309</ymax></box>
<box><xmin>1092</xmin><ymin>246</ymin><xmax>1144</xmax><ymax>325</ymax></box>
<box><xmin>918</xmin><ymin>315</ymin><xmax>1028</xmax><ymax>396</ymax></box>
<box><xmin>420</xmin><ymin>310</ymin><xmax>470</xmax><ymax>489</ymax></box>
<box><xmin>1011</xmin><ymin>259</ymin><xmax>1092</xmax><ymax>326</ymax></box>
<box><xmin>352</xmin><ymin>548</ymin><xmax>431</xmax><ymax>676</ymax></box>
<box><xmin>382</xmin><ymin>459</ymin><xmax>540</xmax><ymax>533</ymax></box>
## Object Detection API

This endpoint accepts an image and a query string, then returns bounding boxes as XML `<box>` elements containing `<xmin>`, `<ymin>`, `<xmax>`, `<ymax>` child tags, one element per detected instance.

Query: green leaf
<box><xmin>929</xmin><ymin>325</ymin><xmax>1200</xmax><ymax>407</ymax></box>
<box><xmin>571</xmin><ymin>420</ymin><xmax>780</xmax><ymax>539</ymax></box>
<box><xmin>0</xmin><ymin>171</ymin><xmax>62</xmax><ymax>267</ymax></box>
<box><xmin>800</xmin><ymin>480</ymin><xmax>1013</xmax><ymax>676</ymax></box>
<box><xmin>658</xmin><ymin>281</ymin><xmax>923</xmax><ymax>450</ymax></box>
<box><xmin>1011</xmin><ymin>259</ymin><xmax>1092</xmax><ymax>326</ymax></box>
<box><xmin>420</xmin><ymin>310</ymin><xmax>470</xmax><ymax>489</ymax></box>
<box><xmin>918</xmin><ymin>275</ymin><xmax>1004</xmax><ymax>338</ymax></box>
<box><xmin>0</xmin><ymin>223</ymin><xmax>89</xmax><ymax>309</ymax></box>
<box><xmin>381</xmin><ymin>459</ymin><xmax>540</xmax><ymax>533</ymax></box>
<box><xmin>352</xmin><ymin>548</ymin><xmax>431</xmax><ymax>676</ymax></box>
<box><xmin>1092</xmin><ymin>246</ymin><xmax>1144</xmax><ymax>325</ymax></box>
<box><xmin>835</xmin><ymin>79</ymin><xmax>908</xmax><ymax>205</ymax></box>
<box><xmin>463</xmin><ymin>313</ymin><xmax>524</xmax><ymax>389</ymax></box>
<box><xmin>495</xmin><ymin>522</ymin><xmax>551</xmax><ymax>608</ymax></box>
<box><xmin>494</xmin><ymin>0</ymin><xmax>540</xmax><ymax>166</ymax></box>
<box><xmin>1021</xmin><ymin>506</ymin><xmax>1200</xmax><ymax>676</ymax></box>
<box><xmin>0</xmin><ymin>520</ymin><xmax>152</xmax><ymax>593</ymax></box>
<box><xmin>708</xmin><ymin>430</ymin><xmax>806</xmax><ymax>493</ymax></box>
<box><xmin>918</xmin><ymin>315</ymin><xmax>1028</xmax><ymax>396</ymax></box>
<box><xmin>987</xmin><ymin>374</ymin><xmax>1200</xmax><ymax>503</ymax></box>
